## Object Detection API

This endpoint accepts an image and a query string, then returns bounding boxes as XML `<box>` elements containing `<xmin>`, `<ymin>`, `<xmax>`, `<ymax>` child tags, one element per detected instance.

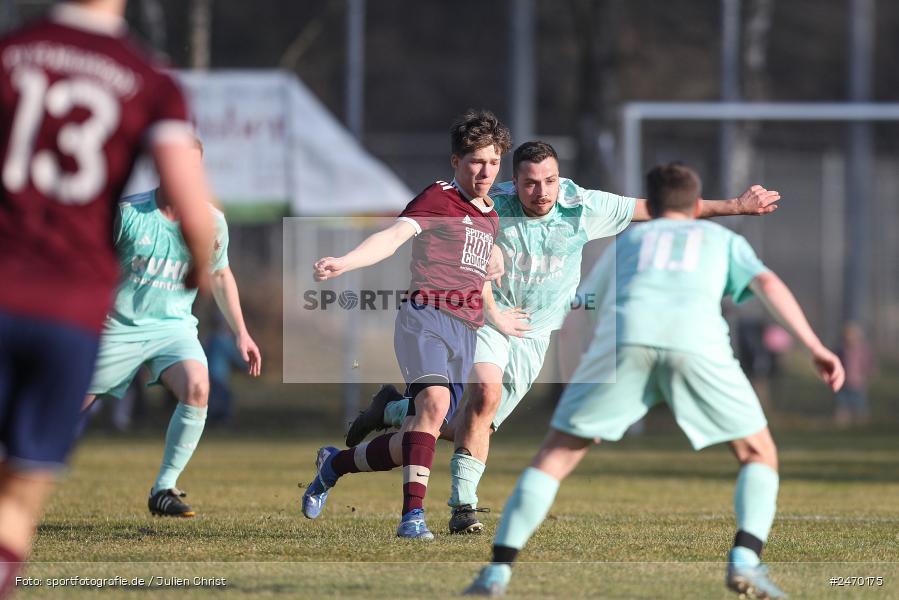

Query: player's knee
<box><xmin>417</xmin><ymin>401</ymin><xmax>446</xmax><ymax>425</ymax></box>
<box><xmin>184</xmin><ymin>379</ymin><xmax>210</xmax><ymax>407</ymax></box>
<box><xmin>733</xmin><ymin>443</ymin><xmax>756</xmax><ymax>465</ymax></box>
<box><xmin>758</xmin><ymin>441</ymin><xmax>779</xmax><ymax>471</ymax></box>
<box><xmin>733</xmin><ymin>438</ymin><xmax>778</xmax><ymax>471</ymax></box>
<box><xmin>532</xmin><ymin>448</ymin><xmax>580</xmax><ymax>480</ymax></box>
<box><xmin>467</xmin><ymin>382</ymin><xmax>502</xmax><ymax>417</ymax></box>
<box><xmin>413</xmin><ymin>386</ymin><xmax>450</xmax><ymax>428</ymax></box>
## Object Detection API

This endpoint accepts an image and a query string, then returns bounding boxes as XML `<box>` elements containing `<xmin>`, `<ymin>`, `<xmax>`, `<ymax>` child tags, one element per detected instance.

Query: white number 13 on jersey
<box><xmin>3</xmin><ymin>67</ymin><xmax>120</xmax><ymax>204</ymax></box>
<box><xmin>637</xmin><ymin>228</ymin><xmax>704</xmax><ymax>272</ymax></box>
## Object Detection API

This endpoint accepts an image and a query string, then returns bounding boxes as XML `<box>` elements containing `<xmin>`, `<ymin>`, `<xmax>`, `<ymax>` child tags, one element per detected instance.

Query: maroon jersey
<box><xmin>0</xmin><ymin>4</ymin><xmax>193</xmax><ymax>332</ymax></box>
<box><xmin>397</xmin><ymin>180</ymin><xmax>499</xmax><ymax>327</ymax></box>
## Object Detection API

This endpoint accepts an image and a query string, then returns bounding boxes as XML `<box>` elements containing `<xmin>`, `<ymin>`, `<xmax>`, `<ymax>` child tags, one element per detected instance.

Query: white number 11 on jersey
<box><xmin>637</xmin><ymin>228</ymin><xmax>704</xmax><ymax>272</ymax></box>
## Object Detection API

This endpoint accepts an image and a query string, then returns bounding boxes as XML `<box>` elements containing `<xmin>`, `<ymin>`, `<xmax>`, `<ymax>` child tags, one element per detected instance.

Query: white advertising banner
<box><xmin>181</xmin><ymin>71</ymin><xmax>291</xmax><ymax>212</ymax></box>
<box><xmin>125</xmin><ymin>70</ymin><xmax>412</xmax><ymax>221</ymax></box>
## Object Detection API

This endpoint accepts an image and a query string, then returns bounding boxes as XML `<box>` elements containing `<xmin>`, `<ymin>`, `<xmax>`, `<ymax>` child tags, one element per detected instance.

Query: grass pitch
<box><xmin>22</xmin><ymin>430</ymin><xmax>899</xmax><ymax>599</ymax></box>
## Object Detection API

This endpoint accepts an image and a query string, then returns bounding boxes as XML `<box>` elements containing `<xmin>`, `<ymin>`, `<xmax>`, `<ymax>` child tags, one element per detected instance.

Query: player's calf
<box><xmin>448</xmin><ymin>445</ymin><xmax>488</xmax><ymax>534</ymax></box>
<box><xmin>302</xmin><ymin>433</ymin><xmax>403</xmax><ymax>519</ymax></box>
<box><xmin>465</xmin><ymin>380</ymin><xmax>503</xmax><ymax>419</ymax></box>
<box><xmin>0</xmin><ymin>469</ymin><xmax>55</xmax><ymax>555</ymax></box>
<box><xmin>446</xmin><ymin>381</ymin><xmax>501</xmax><ymax>530</ymax></box>
<box><xmin>726</xmin><ymin>432</ymin><xmax>782</xmax><ymax>599</ymax></box>
<box><xmin>152</xmin><ymin>403</ymin><xmax>207</xmax><ymax>506</ymax></box>
<box><xmin>400</xmin><ymin>431</ymin><xmax>437</xmax><ymax>520</ymax></box>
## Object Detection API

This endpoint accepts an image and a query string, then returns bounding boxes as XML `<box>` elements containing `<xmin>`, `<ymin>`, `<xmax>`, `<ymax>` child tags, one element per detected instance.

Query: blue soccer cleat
<box><xmin>301</xmin><ymin>446</ymin><xmax>339</xmax><ymax>519</ymax></box>
<box><xmin>463</xmin><ymin>564</ymin><xmax>511</xmax><ymax>597</ymax></box>
<box><xmin>726</xmin><ymin>562</ymin><xmax>787</xmax><ymax>599</ymax></box>
<box><xmin>395</xmin><ymin>508</ymin><xmax>434</xmax><ymax>540</ymax></box>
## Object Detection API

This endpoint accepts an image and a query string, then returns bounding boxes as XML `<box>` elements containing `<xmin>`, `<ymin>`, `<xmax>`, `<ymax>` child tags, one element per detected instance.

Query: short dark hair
<box><xmin>450</xmin><ymin>109</ymin><xmax>512</xmax><ymax>157</ymax></box>
<box><xmin>512</xmin><ymin>140</ymin><xmax>558</xmax><ymax>174</ymax></box>
<box><xmin>645</xmin><ymin>163</ymin><xmax>702</xmax><ymax>216</ymax></box>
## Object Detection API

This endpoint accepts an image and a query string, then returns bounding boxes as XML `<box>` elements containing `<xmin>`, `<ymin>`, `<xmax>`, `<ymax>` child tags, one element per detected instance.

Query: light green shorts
<box><xmin>474</xmin><ymin>325</ymin><xmax>551</xmax><ymax>430</ymax></box>
<box><xmin>88</xmin><ymin>333</ymin><xmax>207</xmax><ymax>399</ymax></box>
<box><xmin>551</xmin><ymin>344</ymin><xmax>767</xmax><ymax>449</ymax></box>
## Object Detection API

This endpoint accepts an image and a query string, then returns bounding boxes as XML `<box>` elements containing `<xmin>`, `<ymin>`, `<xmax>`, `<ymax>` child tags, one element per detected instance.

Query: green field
<box><xmin>19</xmin><ymin>428</ymin><xmax>899</xmax><ymax>599</ymax></box>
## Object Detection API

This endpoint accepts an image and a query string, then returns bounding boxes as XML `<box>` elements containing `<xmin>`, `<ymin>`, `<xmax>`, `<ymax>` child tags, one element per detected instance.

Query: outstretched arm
<box><xmin>699</xmin><ymin>184</ymin><xmax>782</xmax><ymax>218</ymax></box>
<box><xmin>211</xmin><ymin>267</ymin><xmax>261</xmax><ymax>376</ymax></box>
<box><xmin>314</xmin><ymin>220</ymin><xmax>417</xmax><ymax>281</ymax></box>
<box><xmin>630</xmin><ymin>185</ymin><xmax>781</xmax><ymax>221</ymax></box>
<box><xmin>750</xmin><ymin>271</ymin><xmax>844</xmax><ymax>391</ymax></box>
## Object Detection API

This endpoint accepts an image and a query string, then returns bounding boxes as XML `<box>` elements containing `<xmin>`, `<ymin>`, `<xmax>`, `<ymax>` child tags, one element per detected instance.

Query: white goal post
<box><xmin>621</xmin><ymin>101</ymin><xmax>899</xmax><ymax>196</ymax></box>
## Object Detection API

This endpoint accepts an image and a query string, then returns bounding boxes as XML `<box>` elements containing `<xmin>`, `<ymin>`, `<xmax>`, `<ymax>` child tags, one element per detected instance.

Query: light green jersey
<box><xmin>488</xmin><ymin>178</ymin><xmax>635</xmax><ymax>338</ymax></box>
<box><xmin>102</xmin><ymin>189</ymin><xmax>229</xmax><ymax>340</ymax></box>
<box><xmin>579</xmin><ymin>218</ymin><xmax>768</xmax><ymax>356</ymax></box>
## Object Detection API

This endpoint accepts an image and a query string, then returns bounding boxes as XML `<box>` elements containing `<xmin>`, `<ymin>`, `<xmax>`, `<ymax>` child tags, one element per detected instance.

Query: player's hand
<box><xmin>811</xmin><ymin>345</ymin><xmax>845</xmax><ymax>392</ymax></box>
<box><xmin>486</xmin><ymin>245</ymin><xmax>505</xmax><ymax>282</ymax></box>
<box><xmin>237</xmin><ymin>333</ymin><xmax>262</xmax><ymax>377</ymax></box>
<box><xmin>491</xmin><ymin>307</ymin><xmax>532</xmax><ymax>338</ymax></box>
<box><xmin>183</xmin><ymin>265</ymin><xmax>211</xmax><ymax>294</ymax></box>
<box><xmin>736</xmin><ymin>185</ymin><xmax>781</xmax><ymax>215</ymax></box>
<box><xmin>313</xmin><ymin>257</ymin><xmax>347</xmax><ymax>281</ymax></box>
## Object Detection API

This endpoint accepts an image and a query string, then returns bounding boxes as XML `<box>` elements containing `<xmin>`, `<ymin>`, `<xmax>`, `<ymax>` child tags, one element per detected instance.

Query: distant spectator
<box><xmin>738</xmin><ymin>318</ymin><xmax>773</xmax><ymax>379</ymax></box>
<box><xmin>204</xmin><ymin>312</ymin><xmax>249</xmax><ymax>426</ymax></box>
<box><xmin>737</xmin><ymin>320</ymin><xmax>793</xmax><ymax>411</ymax></box>
<box><xmin>763</xmin><ymin>323</ymin><xmax>793</xmax><ymax>356</ymax></box>
<box><xmin>834</xmin><ymin>322</ymin><xmax>875</xmax><ymax>428</ymax></box>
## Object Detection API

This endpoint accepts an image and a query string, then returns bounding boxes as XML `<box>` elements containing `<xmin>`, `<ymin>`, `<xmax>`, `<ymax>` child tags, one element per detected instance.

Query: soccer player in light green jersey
<box><xmin>346</xmin><ymin>141</ymin><xmax>782</xmax><ymax>534</ymax></box>
<box><xmin>84</xmin><ymin>141</ymin><xmax>261</xmax><ymax>518</ymax></box>
<box><xmin>464</xmin><ymin>163</ymin><xmax>845</xmax><ymax>599</ymax></box>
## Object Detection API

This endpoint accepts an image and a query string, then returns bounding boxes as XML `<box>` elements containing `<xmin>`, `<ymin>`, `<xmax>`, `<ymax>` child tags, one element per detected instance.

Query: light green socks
<box><xmin>384</xmin><ymin>398</ymin><xmax>410</xmax><ymax>428</ymax></box>
<box><xmin>494</xmin><ymin>467</ymin><xmax>560</xmax><ymax>550</ymax></box>
<box><xmin>153</xmin><ymin>403</ymin><xmax>207</xmax><ymax>493</ymax></box>
<box><xmin>448</xmin><ymin>452</ymin><xmax>486</xmax><ymax>508</ymax></box>
<box><xmin>731</xmin><ymin>462</ymin><xmax>779</xmax><ymax>568</ymax></box>
<box><xmin>734</xmin><ymin>462</ymin><xmax>779</xmax><ymax>541</ymax></box>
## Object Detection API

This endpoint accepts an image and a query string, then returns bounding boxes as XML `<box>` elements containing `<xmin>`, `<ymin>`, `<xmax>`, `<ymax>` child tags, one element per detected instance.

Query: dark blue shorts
<box><xmin>0</xmin><ymin>312</ymin><xmax>99</xmax><ymax>471</ymax></box>
<box><xmin>393</xmin><ymin>301</ymin><xmax>476</xmax><ymax>421</ymax></box>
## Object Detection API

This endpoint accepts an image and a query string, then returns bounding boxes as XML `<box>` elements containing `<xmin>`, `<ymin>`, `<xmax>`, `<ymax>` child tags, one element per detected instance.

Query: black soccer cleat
<box><xmin>449</xmin><ymin>504</ymin><xmax>490</xmax><ymax>534</ymax></box>
<box><xmin>345</xmin><ymin>384</ymin><xmax>403</xmax><ymax>447</ymax></box>
<box><xmin>148</xmin><ymin>487</ymin><xmax>196</xmax><ymax>517</ymax></box>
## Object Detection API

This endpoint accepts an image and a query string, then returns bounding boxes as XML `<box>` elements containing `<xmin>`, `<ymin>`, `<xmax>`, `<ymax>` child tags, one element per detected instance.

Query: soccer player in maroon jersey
<box><xmin>0</xmin><ymin>1</ymin><xmax>214</xmax><ymax>594</ymax></box>
<box><xmin>302</xmin><ymin>109</ymin><xmax>512</xmax><ymax>539</ymax></box>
